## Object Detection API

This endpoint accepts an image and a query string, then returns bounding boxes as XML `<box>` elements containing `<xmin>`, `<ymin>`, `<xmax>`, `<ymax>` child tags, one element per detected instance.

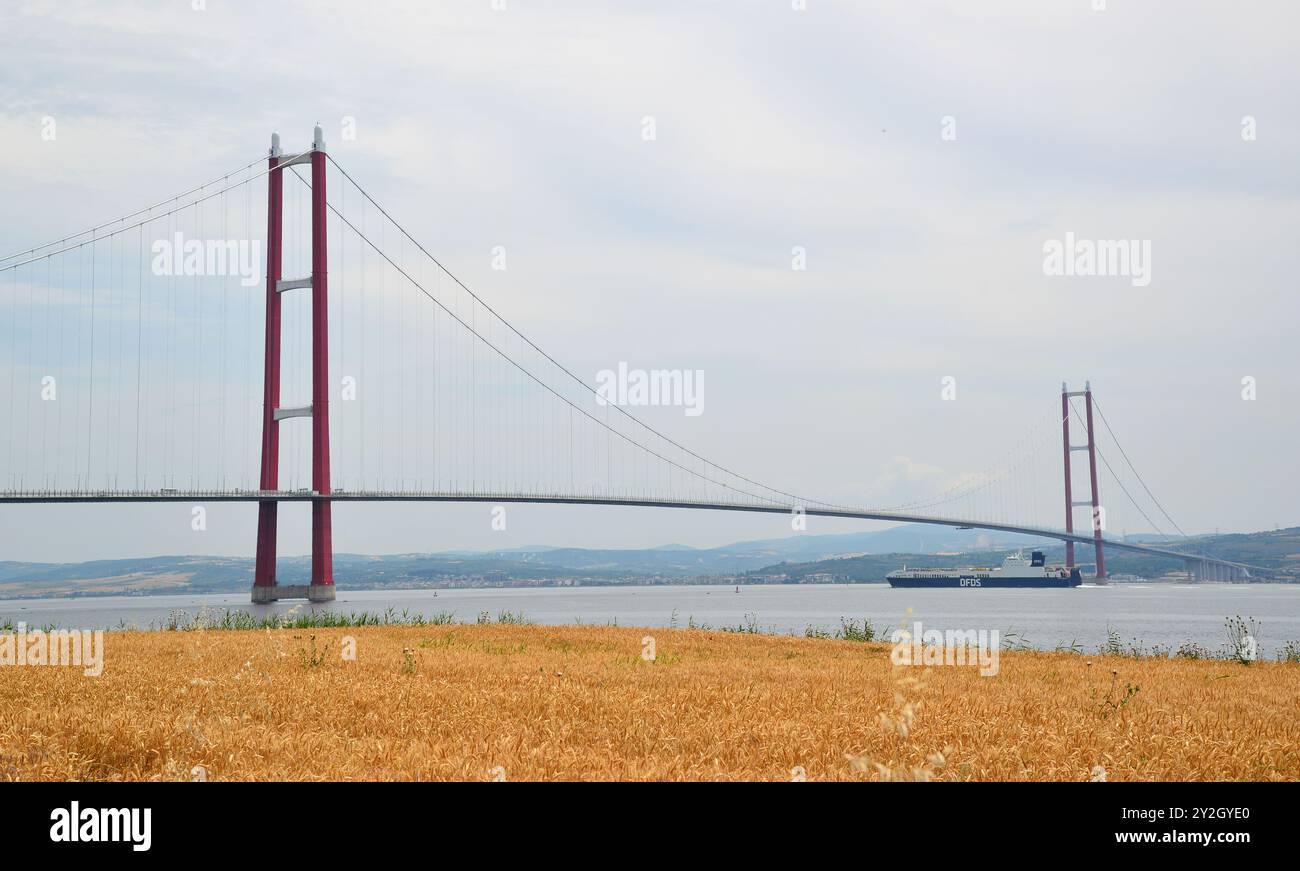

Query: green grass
<box><xmin>719</xmin><ymin>612</ymin><xmax>762</xmax><ymax>634</ymax></box>
<box><xmin>150</xmin><ymin>607</ymin><xmax>461</xmax><ymax>631</ymax></box>
<box><xmin>834</xmin><ymin>617</ymin><xmax>878</xmax><ymax>642</ymax></box>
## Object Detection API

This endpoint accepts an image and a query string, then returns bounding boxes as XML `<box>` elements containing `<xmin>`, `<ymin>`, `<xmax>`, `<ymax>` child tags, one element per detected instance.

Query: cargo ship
<box><xmin>886</xmin><ymin>550</ymin><xmax>1082</xmax><ymax>588</ymax></box>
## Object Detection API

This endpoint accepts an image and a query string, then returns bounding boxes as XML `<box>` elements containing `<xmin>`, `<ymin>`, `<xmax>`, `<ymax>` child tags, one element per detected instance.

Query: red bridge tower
<box><xmin>251</xmin><ymin>126</ymin><xmax>335</xmax><ymax>603</ymax></box>
<box><xmin>1061</xmin><ymin>381</ymin><xmax>1106</xmax><ymax>583</ymax></box>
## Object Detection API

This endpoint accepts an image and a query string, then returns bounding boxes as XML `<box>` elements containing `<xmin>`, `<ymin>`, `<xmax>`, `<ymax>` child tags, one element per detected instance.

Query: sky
<box><xmin>1</xmin><ymin>0</ymin><xmax>1298</xmax><ymax>563</ymax></box>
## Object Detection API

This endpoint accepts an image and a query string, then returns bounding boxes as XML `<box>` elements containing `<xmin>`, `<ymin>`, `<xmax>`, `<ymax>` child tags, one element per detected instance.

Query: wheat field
<box><xmin>2</xmin><ymin>623</ymin><xmax>1297</xmax><ymax>781</ymax></box>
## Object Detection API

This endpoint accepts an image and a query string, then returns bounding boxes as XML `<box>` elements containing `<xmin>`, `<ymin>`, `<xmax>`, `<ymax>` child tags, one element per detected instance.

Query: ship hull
<box><xmin>888</xmin><ymin>574</ymin><xmax>1081</xmax><ymax>589</ymax></box>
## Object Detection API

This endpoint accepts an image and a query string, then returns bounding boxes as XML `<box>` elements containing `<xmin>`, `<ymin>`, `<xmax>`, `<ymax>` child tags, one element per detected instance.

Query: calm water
<box><xmin>3</xmin><ymin>583</ymin><xmax>1300</xmax><ymax>657</ymax></box>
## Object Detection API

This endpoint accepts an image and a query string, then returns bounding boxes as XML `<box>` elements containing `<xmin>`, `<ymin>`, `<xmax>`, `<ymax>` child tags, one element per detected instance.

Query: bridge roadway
<box><xmin>0</xmin><ymin>489</ymin><xmax>1260</xmax><ymax>576</ymax></box>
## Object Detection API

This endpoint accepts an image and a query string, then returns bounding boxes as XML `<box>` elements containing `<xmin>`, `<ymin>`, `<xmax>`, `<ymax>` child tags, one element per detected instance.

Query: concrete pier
<box><xmin>250</xmin><ymin>584</ymin><xmax>336</xmax><ymax>603</ymax></box>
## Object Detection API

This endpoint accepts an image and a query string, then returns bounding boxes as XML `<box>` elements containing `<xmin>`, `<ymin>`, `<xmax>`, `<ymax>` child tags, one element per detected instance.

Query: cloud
<box><xmin>0</xmin><ymin>1</ymin><xmax>1297</xmax><ymax>559</ymax></box>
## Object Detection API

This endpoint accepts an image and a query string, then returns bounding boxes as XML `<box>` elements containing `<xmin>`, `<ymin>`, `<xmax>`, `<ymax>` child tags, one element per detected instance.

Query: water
<box><xmin>4</xmin><ymin>583</ymin><xmax>1299</xmax><ymax>657</ymax></box>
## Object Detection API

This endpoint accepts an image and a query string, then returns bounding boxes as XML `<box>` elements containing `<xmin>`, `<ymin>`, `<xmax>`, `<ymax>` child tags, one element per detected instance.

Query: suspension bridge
<box><xmin>0</xmin><ymin>126</ymin><xmax>1256</xmax><ymax>601</ymax></box>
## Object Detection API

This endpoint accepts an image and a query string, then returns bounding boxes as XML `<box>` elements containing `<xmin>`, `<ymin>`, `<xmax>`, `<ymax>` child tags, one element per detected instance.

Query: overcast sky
<box><xmin>1</xmin><ymin>0</ymin><xmax>1297</xmax><ymax>563</ymax></box>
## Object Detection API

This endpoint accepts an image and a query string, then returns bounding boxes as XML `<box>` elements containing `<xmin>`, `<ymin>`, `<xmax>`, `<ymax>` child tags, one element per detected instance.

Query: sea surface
<box><xmin>3</xmin><ymin>583</ymin><xmax>1300</xmax><ymax>658</ymax></box>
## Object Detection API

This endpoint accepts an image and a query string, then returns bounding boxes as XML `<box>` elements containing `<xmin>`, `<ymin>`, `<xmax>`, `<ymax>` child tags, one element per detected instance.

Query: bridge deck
<box><xmin>0</xmin><ymin>490</ymin><xmax>1256</xmax><ymax>574</ymax></box>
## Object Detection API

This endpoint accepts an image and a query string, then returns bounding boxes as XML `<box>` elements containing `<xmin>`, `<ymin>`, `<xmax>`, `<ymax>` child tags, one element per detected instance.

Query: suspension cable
<box><xmin>1068</xmin><ymin>400</ymin><xmax>1164</xmax><ymax>536</ymax></box>
<box><xmin>0</xmin><ymin>154</ymin><xmax>307</xmax><ymax>274</ymax></box>
<box><xmin>319</xmin><ymin>155</ymin><xmax>850</xmax><ymax>513</ymax></box>
<box><xmin>1090</xmin><ymin>396</ymin><xmax>1188</xmax><ymax>538</ymax></box>
<box><xmin>0</xmin><ymin>155</ymin><xmax>267</xmax><ymax>264</ymax></box>
<box><xmin>288</xmin><ymin>165</ymin><xmax>829</xmax><ymax>510</ymax></box>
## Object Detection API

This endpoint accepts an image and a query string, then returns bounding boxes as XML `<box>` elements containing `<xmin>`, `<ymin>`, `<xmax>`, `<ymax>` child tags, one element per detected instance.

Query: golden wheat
<box><xmin>1</xmin><ymin>625</ymin><xmax>1297</xmax><ymax>781</ymax></box>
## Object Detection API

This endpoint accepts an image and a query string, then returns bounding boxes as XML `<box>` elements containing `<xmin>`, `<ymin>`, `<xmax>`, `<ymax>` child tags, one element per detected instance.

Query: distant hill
<box><xmin>0</xmin><ymin>552</ymin><xmax>628</xmax><ymax>599</ymax></box>
<box><xmin>0</xmin><ymin>525</ymin><xmax>1294</xmax><ymax>599</ymax></box>
<box><xmin>745</xmin><ymin>528</ymin><xmax>1300</xmax><ymax>583</ymax></box>
<box><xmin>464</xmin><ymin>526</ymin><xmax>1053</xmax><ymax>575</ymax></box>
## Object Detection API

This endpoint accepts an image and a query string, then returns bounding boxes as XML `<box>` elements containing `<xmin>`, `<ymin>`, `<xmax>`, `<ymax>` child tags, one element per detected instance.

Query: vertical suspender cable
<box><xmin>87</xmin><ymin>234</ymin><xmax>96</xmax><ymax>487</ymax></box>
<box><xmin>135</xmin><ymin>223</ymin><xmax>143</xmax><ymax>487</ymax></box>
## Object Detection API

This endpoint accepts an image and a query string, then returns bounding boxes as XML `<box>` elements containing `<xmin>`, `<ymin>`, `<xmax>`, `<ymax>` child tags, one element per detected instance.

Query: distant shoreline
<box><xmin>3</xmin><ymin>575</ymin><xmax>1298</xmax><ymax>603</ymax></box>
